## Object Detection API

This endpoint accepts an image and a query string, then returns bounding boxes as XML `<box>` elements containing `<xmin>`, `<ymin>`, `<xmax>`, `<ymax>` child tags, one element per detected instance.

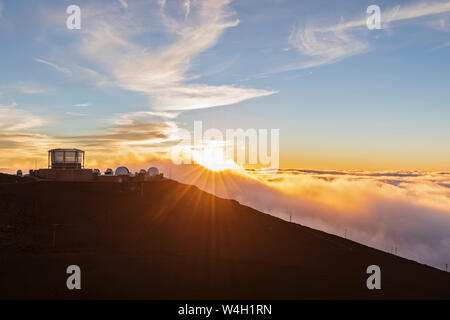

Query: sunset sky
<box><xmin>1</xmin><ymin>0</ymin><xmax>450</xmax><ymax>270</ymax></box>
<box><xmin>1</xmin><ymin>0</ymin><xmax>450</xmax><ymax>171</ymax></box>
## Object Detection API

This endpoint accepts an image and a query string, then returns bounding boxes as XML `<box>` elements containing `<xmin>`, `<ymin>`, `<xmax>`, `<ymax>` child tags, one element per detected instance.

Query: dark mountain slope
<box><xmin>0</xmin><ymin>174</ymin><xmax>449</xmax><ymax>299</ymax></box>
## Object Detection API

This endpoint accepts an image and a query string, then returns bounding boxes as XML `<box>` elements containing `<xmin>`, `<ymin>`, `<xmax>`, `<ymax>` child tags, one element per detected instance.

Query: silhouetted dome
<box><xmin>115</xmin><ymin>167</ymin><xmax>130</xmax><ymax>176</ymax></box>
<box><xmin>16</xmin><ymin>170</ymin><xmax>23</xmax><ymax>177</ymax></box>
<box><xmin>148</xmin><ymin>167</ymin><xmax>159</xmax><ymax>176</ymax></box>
<box><xmin>105</xmin><ymin>168</ymin><xmax>113</xmax><ymax>175</ymax></box>
<box><xmin>139</xmin><ymin>169</ymin><xmax>147</xmax><ymax>175</ymax></box>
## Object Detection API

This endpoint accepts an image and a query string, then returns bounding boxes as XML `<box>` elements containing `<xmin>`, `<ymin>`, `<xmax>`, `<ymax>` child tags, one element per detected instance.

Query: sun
<box><xmin>192</xmin><ymin>143</ymin><xmax>240</xmax><ymax>172</ymax></box>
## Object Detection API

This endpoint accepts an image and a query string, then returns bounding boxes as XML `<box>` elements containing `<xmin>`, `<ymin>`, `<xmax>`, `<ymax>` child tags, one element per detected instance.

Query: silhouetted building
<box><xmin>30</xmin><ymin>149</ymin><xmax>163</xmax><ymax>182</ymax></box>
<box><xmin>48</xmin><ymin>149</ymin><xmax>85</xmax><ymax>169</ymax></box>
<box><xmin>31</xmin><ymin>148</ymin><xmax>93</xmax><ymax>181</ymax></box>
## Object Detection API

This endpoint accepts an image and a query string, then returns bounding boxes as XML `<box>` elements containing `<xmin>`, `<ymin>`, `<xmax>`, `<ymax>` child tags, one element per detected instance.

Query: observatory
<box><xmin>30</xmin><ymin>148</ymin><xmax>93</xmax><ymax>181</ymax></box>
<box><xmin>29</xmin><ymin>149</ymin><xmax>164</xmax><ymax>182</ymax></box>
<box><xmin>148</xmin><ymin>167</ymin><xmax>159</xmax><ymax>176</ymax></box>
<box><xmin>115</xmin><ymin>166</ymin><xmax>130</xmax><ymax>176</ymax></box>
<box><xmin>132</xmin><ymin>166</ymin><xmax>163</xmax><ymax>181</ymax></box>
<box><xmin>48</xmin><ymin>149</ymin><xmax>85</xmax><ymax>169</ymax></box>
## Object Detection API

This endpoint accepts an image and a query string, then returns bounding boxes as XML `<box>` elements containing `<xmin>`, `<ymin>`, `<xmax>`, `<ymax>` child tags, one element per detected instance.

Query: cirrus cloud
<box><xmin>283</xmin><ymin>0</ymin><xmax>450</xmax><ymax>72</ymax></box>
<box><xmin>44</xmin><ymin>0</ymin><xmax>277</xmax><ymax>111</ymax></box>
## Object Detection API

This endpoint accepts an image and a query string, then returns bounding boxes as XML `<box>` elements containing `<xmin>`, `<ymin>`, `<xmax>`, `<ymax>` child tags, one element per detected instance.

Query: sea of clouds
<box><xmin>152</xmin><ymin>163</ymin><xmax>450</xmax><ymax>270</ymax></box>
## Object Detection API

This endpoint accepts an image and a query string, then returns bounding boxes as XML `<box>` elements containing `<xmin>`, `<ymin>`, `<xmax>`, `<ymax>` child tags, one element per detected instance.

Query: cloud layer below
<box><xmin>157</xmin><ymin>164</ymin><xmax>450</xmax><ymax>270</ymax></box>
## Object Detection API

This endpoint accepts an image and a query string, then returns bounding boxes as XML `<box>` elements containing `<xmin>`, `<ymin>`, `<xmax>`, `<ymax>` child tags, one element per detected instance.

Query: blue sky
<box><xmin>1</xmin><ymin>0</ymin><xmax>450</xmax><ymax>170</ymax></box>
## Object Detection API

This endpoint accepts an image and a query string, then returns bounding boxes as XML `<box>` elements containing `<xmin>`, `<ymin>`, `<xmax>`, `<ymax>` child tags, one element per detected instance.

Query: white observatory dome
<box><xmin>115</xmin><ymin>166</ymin><xmax>130</xmax><ymax>176</ymax></box>
<box><xmin>148</xmin><ymin>167</ymin><xmax>159</xmax><ymax>176</ymax></box>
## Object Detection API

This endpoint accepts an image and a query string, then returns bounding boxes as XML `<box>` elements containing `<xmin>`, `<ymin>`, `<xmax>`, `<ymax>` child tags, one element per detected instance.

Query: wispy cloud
<box><xmin>0</xmin><ymin>102</ymin><xmax>46</xmax><ymax>132</ymax></box>
<box><xmin>184</xmin><ymin>0</ymin><xmax>191</xmax><ymax>19</ymax></box>
<box><xmin>0</xmin><ymin>112</ymin><xmax>179</xmax><ymax>170</ymax></box>
<box><xmin>158</xmin><ymin>0</ymin><xmax>166</xmax><ymax>10</ymax></box>
<box><xmin>0</xmin><ymin>83</ymin><xmax>46</xmax><ymax>95</ymax></box>
<box><xmin>67</xmin><ymin>0</ymin><xmax>276</xmax><ymax>111</ymax></box>
<box><xmin>66</xmin><ymin>112</ymin><xmax>88</xmax><ymax>117</ymax></box>
<box><xmin>121</xmin><ymin>110</ymin><xmax>181</xmax><ymax>120</ymax></box>
<box><xmin>118</xmin><ymin>0</ymin><xmax>128</xmax><ymax>10</ymax></box>
<box><xmin>286</xmin><ymin>22</ymin><xmax>369</xmax><ymax>71</ymax></box>
<box><xmin>18</xmin><ymin>84</ymin><xmax>45</xmax><ymax>94</ymax></box>
<box><xmin>428</xmin><ymin>18</ymin><xmax>449</xmax><ymax>31</ymax></box>
<box><xmin>284</xmin><ymin>0</ymin><xmax>450</xmax><ymax>71</ymax></box>
<box><xmin>34</xmin><ymin>58</ymin><xmax>73</xmax><ymax>76</ymax></box>
<box><xmin>73</xmin><ymin>103</ymin><xmax>92</xmax><ymax>107</ymax></box>
<box><xmin>151</xmin><ymin>84</ymin><xmax>276</xmax><ymax>111</ymax></box>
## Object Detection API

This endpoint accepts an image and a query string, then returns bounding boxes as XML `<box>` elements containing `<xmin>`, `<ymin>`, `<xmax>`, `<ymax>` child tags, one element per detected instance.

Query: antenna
<box><xmin>446</xmin><ymin>264</ymin><xmax>448</xmax><ymax>272</ymax></box>
<box><xmin>289</xmin><ymin>212</ymin><xmax>292</xmax><ymax>223</ymax></box>
<box><xmin>344</xmin><ymin>229</ymin><xmax>347</xmax><ymax>239</ymax></box>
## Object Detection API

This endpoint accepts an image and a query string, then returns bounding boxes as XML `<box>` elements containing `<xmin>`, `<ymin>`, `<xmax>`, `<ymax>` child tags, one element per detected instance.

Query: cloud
<box><xmin>34</xmin><ymin>58</ymin><xmax>72</xmax><ymax>76</ymax></box>
<box><xmin>0</xmin><ymin>103</ymin><xmax>52</xmax><ymax>168</ymax></box>
<box><xmin>69</xmin><ymin>0</ymin><xmax>276</xmax><ymax>111</ymax></box>
<box><xmin>284</xmin><ymin>0</ymin><xmax>450</xmax><ymax>71</ymax></box>
<box><xmin>67</xmin><ymin>121</ymin><xmax>170</xmax><ymax>146</ymax></box>
<box><xmin>436</xmin><ymin>41</ymin><xmax>450</xmax><ymax>49</ymax></box>
<box><xmin>184</xmin><ymin>0</ymin><xmax>191</xmax><ymax>19</ymax></box>
<box><xmin>118</xmin><ymin>0</ymin><xmax>128</xmax><ymax>9</ymax></box>
<box><xmin>0</xmin><ymin>83</ymin><xmax>46</xmax><ymax>95</ymax></box>
<box><xmin>152</xmin><ymin>84</ymin><xmax>277</xmax><ymax>111</ymax></box>
<box><xmin>18</xmin><ymin>84</ymin><xmax>45</xmax><ymax>94</ymax></box>
<box><xmin>121</xmin><ymin>110</ymin><xmax>181</xmax><ymax>120</ymax></box>
<box><xmin>158</xmin><ymin>0</ymin><xmax>166</xmax><ymax>10</ymax></box>
<box><xmin>0</xmin><ymin>102</ymin><xmax>46</xmax><ymax>132</ymax></box>
<box><xmin>73</xmin><ymin>103</ymin><xmax>92</xmax><ymax>107</ymax></box>
<box><xmin>286</xmin><ymin>23</ymin><xmax>369</xmax><ymax>71</ymax></box>
<box><xmin>156</xmin><ymin>166</ymin><xmax>450</xmax><ymax>269</ymax></box>
<box><xmin>0</xmin><ymin>112</ymin><xmax>179</xmax><ymax>170</ymax></box>
<box><xmin>65</xmin><ymin>112</ymin><xmax>88</xmax><ymax>117</ymax></box>
<box><xmin>76</xmin><ymin>66</ymin><xmax>110</xmax><ymax>87</ymax></box>
<box><xmin>428</xmin><ymin>18</ymin><xmax>449</xmax><ymax>31</ymax></box>
<box><xmin>387</xmin><ymin>1</ymin><xmax>450</xmax><ymax>23</ymax></box>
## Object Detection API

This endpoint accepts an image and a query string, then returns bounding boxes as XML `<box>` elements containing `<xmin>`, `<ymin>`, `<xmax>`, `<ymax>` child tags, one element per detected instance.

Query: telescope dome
<box><xmin>115</xmin><ymin>166</ymin><xmax>130</xmax><ymax>176</ymax></box>
<box><xmin>148</xmin><ymin>167</ymin><xmax>159</xmax><ymax>176</ymax></box>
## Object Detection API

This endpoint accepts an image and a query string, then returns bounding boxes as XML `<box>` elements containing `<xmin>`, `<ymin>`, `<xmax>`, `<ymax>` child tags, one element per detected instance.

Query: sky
<box><xmin>1</xmin><ymin>0</ymin><xmax>450</xmax><ymax>269</ymax></box>
<box><xmin>1</xmin><ymin>0</ymin><xmax>450</xmax><ymax>171</ymax></box>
